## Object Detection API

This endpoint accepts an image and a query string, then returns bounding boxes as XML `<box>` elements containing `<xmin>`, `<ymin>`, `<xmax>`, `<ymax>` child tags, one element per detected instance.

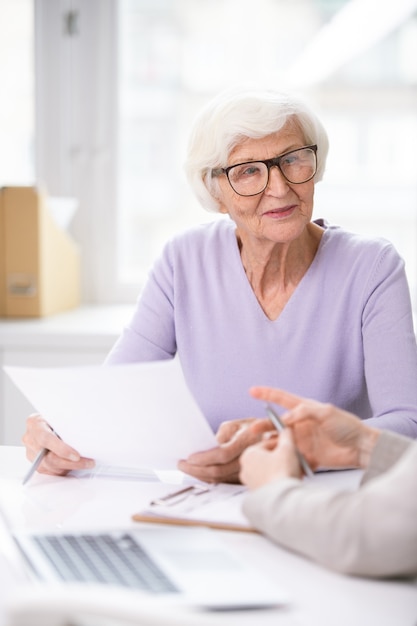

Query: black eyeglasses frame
<box><xmin>211</xmin><ymin>144</ymin><xmax>318</xmax><ymax>196</ymax></box>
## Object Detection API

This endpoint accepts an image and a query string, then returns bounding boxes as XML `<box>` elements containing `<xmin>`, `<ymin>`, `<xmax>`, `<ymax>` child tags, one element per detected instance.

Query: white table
<box><xmin>0</xmin><ymin>446</ymin><xmax>416</xmax><ymax>626</ymax></box>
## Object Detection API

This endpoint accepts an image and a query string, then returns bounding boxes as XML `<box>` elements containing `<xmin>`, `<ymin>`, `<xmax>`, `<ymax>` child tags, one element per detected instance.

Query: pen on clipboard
<box><xmin>265</xmin><ymin>404</ymin><xmax>314</xmax><ymax>477</ymax></box>
<box><xmin>150</xmin><ymin>485</ymin><xmax>210</xmax><ymax>506</ymax></box>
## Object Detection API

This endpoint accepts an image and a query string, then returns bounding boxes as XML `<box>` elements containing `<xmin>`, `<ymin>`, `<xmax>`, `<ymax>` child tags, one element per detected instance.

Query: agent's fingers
<box><xmin>249</xmin><ymin>387</ymin><xmax>304</xmax><ymax>410</ymax></box>
<box><xmin>249</xmin><ymin>418</ymin><xmax>276</xmax><ymax>436</ymax></box>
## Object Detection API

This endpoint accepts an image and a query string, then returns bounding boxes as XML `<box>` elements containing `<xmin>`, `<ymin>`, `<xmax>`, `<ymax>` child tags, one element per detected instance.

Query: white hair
<box><xmin>184</xmin><ymin>86</ymin><xmax>329</xmax><ymax>212</ymax></box>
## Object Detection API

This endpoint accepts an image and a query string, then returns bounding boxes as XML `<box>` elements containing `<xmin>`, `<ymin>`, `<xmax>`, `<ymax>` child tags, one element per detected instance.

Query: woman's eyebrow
<box><xmin>229</xmin><ymin>145</ymin><xmax>302</xmax><ymax>165</ymax></box>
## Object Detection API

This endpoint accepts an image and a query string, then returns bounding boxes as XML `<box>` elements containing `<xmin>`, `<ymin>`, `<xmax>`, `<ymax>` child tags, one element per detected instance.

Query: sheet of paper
<box><xmin>4</xmin><ymin>359</ymin><xmax>217</xmax><ymax>471</ymax></box>
<box><xmin>141</xmin><ymin>483</ymin><xmax>251</xmax><ymax>529</ymax></box>
<box><xmin>133</xmin><ymin>483</ymin><xmax>251</xmax><ymax>530</ymax></box>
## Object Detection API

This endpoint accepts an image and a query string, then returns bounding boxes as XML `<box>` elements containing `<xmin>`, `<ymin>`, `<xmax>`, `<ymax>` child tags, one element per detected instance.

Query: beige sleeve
<box><xmin>242</xmin><ymin>441</ymin><xmax>417</xmax><ymax>578</ymax></box>
<box><xmin>361</xmin><ymin>430</ymin><xmax>413</xmax><ymax>484</ymax></box>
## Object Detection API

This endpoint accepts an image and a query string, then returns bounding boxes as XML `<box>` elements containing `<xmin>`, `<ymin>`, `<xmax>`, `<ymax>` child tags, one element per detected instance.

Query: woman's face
<box><xmin>216</xmin><ymin>125</ymin><xmax>315</xmax><ymax>246</ymax></box>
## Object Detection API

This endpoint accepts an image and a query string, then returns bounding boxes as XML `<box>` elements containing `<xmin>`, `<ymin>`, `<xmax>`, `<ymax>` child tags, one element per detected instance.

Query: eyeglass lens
<box><xmin>227</xmin><ymin>147</ymin><xmax>316</xmax><ymax>196</ymax></box>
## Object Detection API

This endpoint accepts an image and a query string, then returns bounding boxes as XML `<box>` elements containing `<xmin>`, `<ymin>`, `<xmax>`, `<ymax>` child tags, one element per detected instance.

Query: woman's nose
<box><xmin>264</xmin><ymin>165</ymin><xmax>290</xmax><ymax>195</ymax></box>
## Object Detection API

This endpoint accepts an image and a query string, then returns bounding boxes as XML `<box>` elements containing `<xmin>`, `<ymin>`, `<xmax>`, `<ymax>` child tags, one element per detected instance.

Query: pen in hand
<box><xmin>265</xmin><ymin>404</ymin><xmax>314</xmax><ymax>478</ymax></box>
<box><xmin>22</xmin><ymin>447</ymin><xmax>49</xmax><ymax>486</ymax></box>
<box><xmin>22</xmin><ymin>425</ymin><xmax>60</xmax><ymax>486</ymax></box>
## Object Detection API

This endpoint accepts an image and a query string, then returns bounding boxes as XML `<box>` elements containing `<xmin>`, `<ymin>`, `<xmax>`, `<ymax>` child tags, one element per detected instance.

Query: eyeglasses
<box><xmin>212</xmin><ymin>145</ymin><xmax>317</xmax><ymax>197</ymax></box>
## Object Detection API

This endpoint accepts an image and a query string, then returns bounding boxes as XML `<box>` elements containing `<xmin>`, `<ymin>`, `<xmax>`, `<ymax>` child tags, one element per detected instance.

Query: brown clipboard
<box><xmin>132</xmin><ymin>510</ymin><xmax>258</xmax><ymax>533</ymax></box>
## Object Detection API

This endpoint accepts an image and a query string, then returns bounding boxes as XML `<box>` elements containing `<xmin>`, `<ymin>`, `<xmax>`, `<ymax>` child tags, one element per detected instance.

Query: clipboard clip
<box><xmin>150</xmin><ymin>485</ymin><xmax>210</xmax><ymax>507</ymax></box>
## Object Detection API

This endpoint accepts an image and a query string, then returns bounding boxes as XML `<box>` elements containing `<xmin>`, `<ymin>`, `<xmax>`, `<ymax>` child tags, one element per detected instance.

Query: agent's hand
<box><xmin>240</xmin><ymin>428</ymin><xmax>302</xmax><ymax>490</ymax></box>
<box><xmin>178</xmin><ymin>417</ymin><xmax>275</xmax><ymax>483</ymax></box>
<box><xmin>22</xmin><ymin>414</ymin><xmax>95</xmax><ymax>476</ymax></box>
<box><xmin>250</xmin><ymin>387</ymin><xmax>380</xmax><ymax>470</ymax></box>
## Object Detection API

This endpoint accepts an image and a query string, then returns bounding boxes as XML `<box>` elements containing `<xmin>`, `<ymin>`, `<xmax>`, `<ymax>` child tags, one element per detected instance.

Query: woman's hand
<box><xmin>178</xmin><ymin>417</ymin><xmax>275</xmax><ymax>483</ymax></box>
<box><xmin>22</xmin><ymin>414</ymin><xmax>95</xmax><ymax>476</ymax></box>
<box><xmin>240</xmin><ymin>428</ymin><xmax>302</xmax><ymax>489</ymax></box>
<box><xmin>250</xmin><ymin>387</ymin><xmax>380</xmax><ymax>470</ymax></box>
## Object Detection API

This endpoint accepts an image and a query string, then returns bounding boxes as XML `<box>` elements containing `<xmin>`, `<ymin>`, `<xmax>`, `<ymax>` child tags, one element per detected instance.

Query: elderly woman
<box><xmin>23</xmin><ymin>87</ymin><xmax>417</xmax><ymax>480</ymax></box>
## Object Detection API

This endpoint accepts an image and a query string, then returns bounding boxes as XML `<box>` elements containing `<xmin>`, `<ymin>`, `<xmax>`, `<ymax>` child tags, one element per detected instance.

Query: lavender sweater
<box><xmin>106</xmin><ymin>218</ymin><xmax>417</xmax><ymax>437</ymax></box>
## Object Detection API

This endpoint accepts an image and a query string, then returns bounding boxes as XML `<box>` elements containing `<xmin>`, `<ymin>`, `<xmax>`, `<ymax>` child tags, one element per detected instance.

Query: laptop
<box><xmin>2</xmin><ymin>510</ymin><xmax>287</xmax><ymax>611</ymax></box>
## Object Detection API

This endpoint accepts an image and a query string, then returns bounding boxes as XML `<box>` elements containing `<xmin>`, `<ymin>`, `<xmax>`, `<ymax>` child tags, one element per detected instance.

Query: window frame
<box><xmin>35</xmin><ymin>0</ymin><xmax>135</xmax><ymax>304</ymax></box>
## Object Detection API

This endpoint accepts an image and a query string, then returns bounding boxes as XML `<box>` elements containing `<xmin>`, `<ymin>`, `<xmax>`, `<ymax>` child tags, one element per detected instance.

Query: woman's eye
<box><xmin>237</xmin><ymin>164</ymin><xmax>261</xmax><ymax>178</ymax></box>
<box><xmin>281</xmin><ymin>154</ymin><xmax>298</xmax><ymax>166</ymax></box>
<box><xmin>244</xmin><ymin>166</ymin><xmax>260</xmax><ymax>175</ymax></box>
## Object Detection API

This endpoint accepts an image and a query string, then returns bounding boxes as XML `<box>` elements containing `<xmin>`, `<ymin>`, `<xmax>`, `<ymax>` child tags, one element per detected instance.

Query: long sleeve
<box><xmin>359</xmin><ymin>243</ymin><xmax>417</xmax><ymax>436</ymax></box>
<box><xmin>361</xmin><ymin>430</ymin><xmax>413</xmax><ymax>483</ymax></box>
<box><xmin>242</xmin><ymin>433</ymin><xmax>417</xmax><ymax>578</ymax></box>
<box><xmin>104</xmin><ymin>251</ymin><xmax>177</xmax><ymax>364</ymax></box>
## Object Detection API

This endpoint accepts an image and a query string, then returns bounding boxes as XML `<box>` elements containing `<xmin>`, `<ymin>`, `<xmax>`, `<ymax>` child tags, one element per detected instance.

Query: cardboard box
<box><xmin>0</xmin><ymin>186</ymin><xmax>80</xmax><ymax>317</ymax></box>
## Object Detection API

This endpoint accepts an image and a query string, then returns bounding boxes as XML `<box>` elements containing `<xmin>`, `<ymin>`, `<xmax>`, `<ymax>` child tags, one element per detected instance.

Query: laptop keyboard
<box><xmin>32</xmin><ymin>533</ymin><xmax>179</xmax><ymax>592</ymax></box>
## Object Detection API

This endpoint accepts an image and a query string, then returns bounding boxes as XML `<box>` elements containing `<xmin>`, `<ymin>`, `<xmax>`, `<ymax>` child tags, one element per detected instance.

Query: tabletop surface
<box><xmin>0</xmin><ymin>446</ymin><xmax>416</xmax><ymax>626</ymax></box>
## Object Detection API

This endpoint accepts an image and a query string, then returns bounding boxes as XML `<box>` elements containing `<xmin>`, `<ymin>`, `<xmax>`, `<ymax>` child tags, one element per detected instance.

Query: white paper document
<box><xmin>135</xmin><ymin>483</ymin><xmax>253</xmax><ymax>531</ymax></box>
<box><xmin>4</xmin><ymin>359</ymin><xmax>217</xmax><ymax>471</ymax></box>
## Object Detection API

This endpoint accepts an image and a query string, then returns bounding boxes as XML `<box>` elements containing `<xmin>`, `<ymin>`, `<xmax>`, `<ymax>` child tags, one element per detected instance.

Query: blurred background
<box><xmin>1</xmin><ymin>0</ymin><xmax>417</xmax><ymax>307</ymax></box>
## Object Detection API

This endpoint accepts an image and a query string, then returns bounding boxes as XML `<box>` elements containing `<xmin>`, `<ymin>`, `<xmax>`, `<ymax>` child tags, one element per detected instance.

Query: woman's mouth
<box><xmin>263</xmin><ymin>205</ymin><xmax>296</xmax><ymax>219</ymax></box>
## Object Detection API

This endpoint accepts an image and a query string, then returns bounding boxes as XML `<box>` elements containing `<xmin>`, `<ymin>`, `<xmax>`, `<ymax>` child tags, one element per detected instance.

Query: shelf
<box><xmin>0</xmin><ymin>305</ymin><xmax>134</xmax><ymax>351</ymax></box>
